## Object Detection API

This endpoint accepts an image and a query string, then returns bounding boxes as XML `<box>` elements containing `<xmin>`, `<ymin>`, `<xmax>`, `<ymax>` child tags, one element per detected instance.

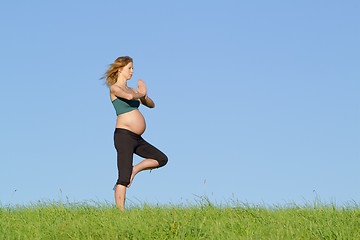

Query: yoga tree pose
<box><xmin>101</xmin><ymin>56</ymin><xmax>168</xmax><ymax>211</ymax></box>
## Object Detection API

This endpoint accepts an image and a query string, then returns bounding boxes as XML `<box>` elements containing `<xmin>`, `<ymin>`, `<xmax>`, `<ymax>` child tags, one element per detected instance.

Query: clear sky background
<box><xmin>0</xmin><ymin>0</ymin><xmax>359</xmax><ymax>207</ymax></box>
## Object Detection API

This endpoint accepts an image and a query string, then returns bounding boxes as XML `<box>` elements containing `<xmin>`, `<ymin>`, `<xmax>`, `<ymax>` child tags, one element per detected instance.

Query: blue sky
<box><xmin>0</xmin><ymin>0</ymin><xmax>359</xmax><ymax>206</ymax></box>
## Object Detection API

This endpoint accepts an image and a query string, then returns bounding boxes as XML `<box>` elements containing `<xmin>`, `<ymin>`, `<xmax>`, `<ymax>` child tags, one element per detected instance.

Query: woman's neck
<box><xmin>116</xmin><ymin>75</ymin><xmax>128</xmax><ymax>87</ymax></box>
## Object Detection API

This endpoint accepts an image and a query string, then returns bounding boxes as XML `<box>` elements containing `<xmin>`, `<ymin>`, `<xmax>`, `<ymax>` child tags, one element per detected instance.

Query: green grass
<box><xmin>1</xmin><ymin>197</ymin><xmax>360</xmax><ymax>239</ymax></box>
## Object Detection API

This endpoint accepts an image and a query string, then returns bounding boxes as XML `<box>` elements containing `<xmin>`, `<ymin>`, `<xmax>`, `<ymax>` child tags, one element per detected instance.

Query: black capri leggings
<box><xmin>114</xmin><ymin>128</ymin><xmax>168</xmax><ymax>187</ymax></box>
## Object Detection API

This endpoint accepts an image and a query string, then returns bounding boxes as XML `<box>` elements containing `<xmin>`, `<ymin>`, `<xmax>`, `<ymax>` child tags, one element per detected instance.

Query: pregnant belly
<box><xmin>115</xmin><ymin>109</ymin><xmax>146</xmax><ymax>135</ymax></box>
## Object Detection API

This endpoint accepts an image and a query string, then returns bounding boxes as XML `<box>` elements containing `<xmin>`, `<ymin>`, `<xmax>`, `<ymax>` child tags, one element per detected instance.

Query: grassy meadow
<box><xmin>1</xmin><ymin>196</ymin><xmax>360</xmax><ymax>239</ymax></box>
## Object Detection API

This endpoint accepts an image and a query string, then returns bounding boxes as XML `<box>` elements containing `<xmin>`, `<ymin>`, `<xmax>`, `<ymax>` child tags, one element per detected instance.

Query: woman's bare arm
<box><xmin>110</xmin><ymin>85</ymin><xmax>145</xmax><ymax>100</ymax></box>
<box><xmin>140</xmin><ymin>95</ymin><xmax>155</xmax><ymax>108</ymax></box>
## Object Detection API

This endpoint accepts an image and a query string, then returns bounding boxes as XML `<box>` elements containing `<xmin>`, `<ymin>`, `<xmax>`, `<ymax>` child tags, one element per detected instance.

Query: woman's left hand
<box><xmin>137</xmin><ymin>79</ymin><xmax>147</xmax><ymax>97</ymax></box>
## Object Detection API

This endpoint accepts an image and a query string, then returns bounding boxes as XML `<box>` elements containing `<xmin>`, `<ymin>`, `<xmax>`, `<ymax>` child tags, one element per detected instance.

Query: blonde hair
<box><xmin>101</xmin><ymin>56</ymin><xmax>133</xmax><ymax>86</ymax></box>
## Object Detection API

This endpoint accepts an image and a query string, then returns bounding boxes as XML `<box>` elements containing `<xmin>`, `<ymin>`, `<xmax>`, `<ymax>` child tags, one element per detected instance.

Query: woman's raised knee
<box><xmin>158</xmin><ymin>154</ymin><xmax>168</xmax><ymax>168</ymax></box>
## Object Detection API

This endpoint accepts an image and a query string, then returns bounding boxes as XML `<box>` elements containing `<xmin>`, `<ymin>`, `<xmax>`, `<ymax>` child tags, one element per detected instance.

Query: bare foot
<box><xmin>127</xmin><ymin>167</ymin><xmax>138</xmax><ymax>188</ymax></box>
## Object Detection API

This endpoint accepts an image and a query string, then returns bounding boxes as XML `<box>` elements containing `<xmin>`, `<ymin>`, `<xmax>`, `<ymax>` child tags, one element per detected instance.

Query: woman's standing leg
<box><xmin>114</xmin><ymin>129</ymin><xmax>137</xmax><ymax>211</ymax></box>
<box><xmin>114</xmin><ymin>144</ymin><xmax>133</xmax><ymax>210</ymax></box>
<box><xmin>114</xmin><ymin>185</ymin><xmax>126</xmax><ymax>211</ymax></box>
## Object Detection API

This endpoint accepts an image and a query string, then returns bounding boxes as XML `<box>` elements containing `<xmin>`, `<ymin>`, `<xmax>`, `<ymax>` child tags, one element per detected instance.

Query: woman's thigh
<box><xmin>114</xmin><ymin>131</ymin><xmax>137</xmax><ymax>185</ymax></box>
<box><xmin>135</xmin><ymin>138</ymin><xmax>168</xmax><ymax>167</ymax></box>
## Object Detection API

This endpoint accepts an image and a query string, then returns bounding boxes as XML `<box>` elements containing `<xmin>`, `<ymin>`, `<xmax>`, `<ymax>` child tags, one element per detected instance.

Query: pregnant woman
<box><xmin>101</xmin><ymin>56</ymin><xmax>168</xmax><ymax>211</ymax></box>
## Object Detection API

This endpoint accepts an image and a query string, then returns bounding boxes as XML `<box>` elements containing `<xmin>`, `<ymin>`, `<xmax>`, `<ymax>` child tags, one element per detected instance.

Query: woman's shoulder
<box><xmin>109</xmin><ymin>86</ymin><xmax>117</xmax><ymax>101</ymax></box>
<box><xmin>109</xmin><ymin>84</ymin><xmax>118</xmax><ymax>92</ymax></box>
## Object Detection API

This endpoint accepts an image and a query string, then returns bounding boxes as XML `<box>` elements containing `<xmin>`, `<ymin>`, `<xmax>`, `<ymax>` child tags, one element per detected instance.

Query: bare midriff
<box><xmin>115</xmin><ymin>109</ymin><xmax>146</xmax><ymax>135</ymax></box>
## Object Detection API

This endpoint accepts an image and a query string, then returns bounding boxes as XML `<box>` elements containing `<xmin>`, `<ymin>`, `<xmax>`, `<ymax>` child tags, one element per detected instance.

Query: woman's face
<box><xmin>119</xmin><ymin>62</ymin><xmax>134</xmax><ymax>80</ymax></box>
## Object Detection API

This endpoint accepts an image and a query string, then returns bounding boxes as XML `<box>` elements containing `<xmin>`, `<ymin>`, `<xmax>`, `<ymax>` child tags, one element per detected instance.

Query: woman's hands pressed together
<box><xmin>137</xmin><ymin>79</ymin><xmax>155</xmax><ymax>108</ymax></box>
<box><xmin>137</xmin><ymin>79</ymin><xmax>147</xmax><ymax>97</ymax></box>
